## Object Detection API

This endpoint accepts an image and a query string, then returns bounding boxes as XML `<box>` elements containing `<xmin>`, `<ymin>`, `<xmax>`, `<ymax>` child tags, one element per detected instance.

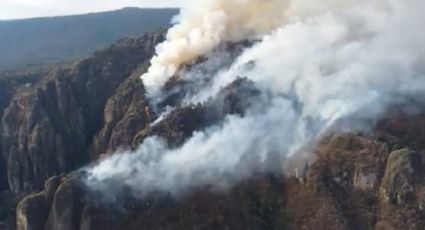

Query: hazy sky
<box><xmin>0</xmin><ymin>0</ymin><xmax>187</xmax><ymax>20</ymax></box>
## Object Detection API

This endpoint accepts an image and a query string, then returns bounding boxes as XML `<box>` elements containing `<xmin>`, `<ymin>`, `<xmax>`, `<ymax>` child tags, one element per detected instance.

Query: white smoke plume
<box><xmin>141</xmin><ymin>0</ymin><xmax>291</xmax><ymax>98</ymax></box>
<box><xmin>85</xmin><ymin>0</ymin><xmax>425</xmax><ymax>201</ymax></box>
<box><xmin>141</xmin><ymin>0</ymin><xmax>389</xmax><ymax>98</ymax></box>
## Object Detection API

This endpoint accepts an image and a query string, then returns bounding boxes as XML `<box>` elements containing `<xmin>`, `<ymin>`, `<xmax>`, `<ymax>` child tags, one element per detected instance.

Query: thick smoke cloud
<box><xmin>86</xmin><ymin>98</ymin><xmax>293</xmax><ymax>199</ymax></box>
<box><xmin>85</xmin><ymin>0</ymin><xmax>425</xmax><ymax>202</ymax></box>
<box><xmin>141</xmin><ymin>0</ymin><xmax>291</xmax><ymax>98</ymax></box>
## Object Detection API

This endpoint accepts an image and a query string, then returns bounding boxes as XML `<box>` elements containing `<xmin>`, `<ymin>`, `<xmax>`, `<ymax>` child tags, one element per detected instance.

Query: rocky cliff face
<box><xmin>0</xmin><ymin>71</ymin><xmax>43</xmax><ymax>193</ymax></box>
<box><xmin>0</xmin><ymin>33</ymin><xmax>164</xmax><ymax>230</ymax></box>
<box><xmin>15</xmin><ymin>112</ymin><xmax>425</xmax><ymax>230</ymax></box>
<box><xmin>6</xmin><ymin>33</ymin><xmax>425</xmax><ymax>230</ymax></box>
<box><xmin>0</xmin><ymin>33</ymin><xmax>163</xmax><ymax>194</ymax></box>
<box><xmin>92</xmin><ymin>74</ymin><xmax>150</xmax><ymax>158</ymax></box>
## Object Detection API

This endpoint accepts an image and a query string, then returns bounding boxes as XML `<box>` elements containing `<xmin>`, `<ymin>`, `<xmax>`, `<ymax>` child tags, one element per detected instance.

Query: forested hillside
<box><xmin>0</xmin><ymin>8</ymin><xmax>177</xmax><ymax>71</ymax></box>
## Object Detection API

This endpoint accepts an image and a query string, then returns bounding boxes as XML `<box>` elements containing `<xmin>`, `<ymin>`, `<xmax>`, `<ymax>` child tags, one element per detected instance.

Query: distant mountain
<box><xmin>0</xmin><ymin>7</ymin><xmax>177</xmax><ymax>71</ymax></box>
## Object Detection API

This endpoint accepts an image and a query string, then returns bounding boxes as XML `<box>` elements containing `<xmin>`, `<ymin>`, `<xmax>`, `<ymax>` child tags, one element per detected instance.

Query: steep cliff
<box><xmin>0</xmin><ymin>32</ymin><xmax>163</xmax><ymax>194</ymax></box>
<box><xmin>8</xmin><ymin>30</ymin><xmax>425</xmax><ymax>230</ymax></box>
<box><xmin>16</xmin><ymin>111</ymin><xmax>425</xmax><ymax>230</ymax></box>
<box><xmin>0</xmin><ymin>71</ymin><xmax>44</xmax><ymax>192</ymax></box>
<box><xmin>92</xmin><ymin>74</ymin><xmax>150</xmax><ymax>158</ymax></box>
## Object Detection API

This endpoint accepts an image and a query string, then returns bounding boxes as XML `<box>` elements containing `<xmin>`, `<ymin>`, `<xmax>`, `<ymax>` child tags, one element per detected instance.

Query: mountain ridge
<box><xmin>0</xmin><ymin>8</ymin><xmax>177</xmax><ymax>71</ymax></box>
<box><xmin>2</xmin><ymin>31</ymin><xmax>425</xmax><ymax>230</ymax></box>
<box><xmin>0</xmin><ymin>7</ymin><xmax>177</xmax><ymax>21</ymax></box>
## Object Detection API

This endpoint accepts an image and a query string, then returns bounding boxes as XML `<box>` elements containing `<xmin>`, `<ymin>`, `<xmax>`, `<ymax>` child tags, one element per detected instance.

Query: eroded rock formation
<box><xmin>5</xmin><ymin>33</ymin><xmax>425</xmax><ymax>230</ymax></box>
